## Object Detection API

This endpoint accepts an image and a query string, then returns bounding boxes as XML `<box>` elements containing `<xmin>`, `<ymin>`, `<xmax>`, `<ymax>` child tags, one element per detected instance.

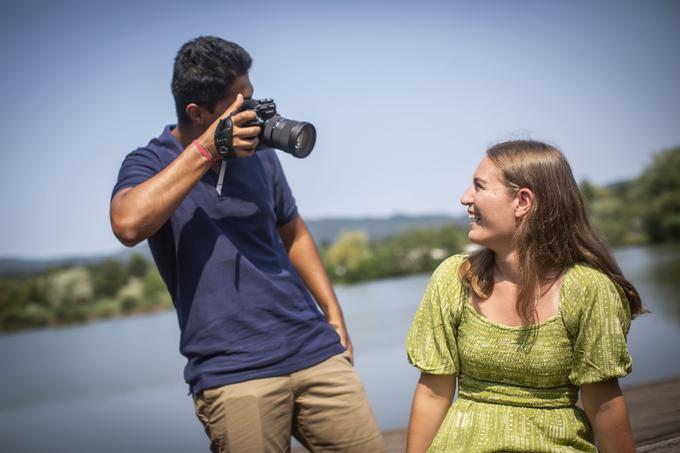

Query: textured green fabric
<box><xmin>406</xmin><ymin>255</ymin><xmax>632</xmax><ymax>452</ymax></box>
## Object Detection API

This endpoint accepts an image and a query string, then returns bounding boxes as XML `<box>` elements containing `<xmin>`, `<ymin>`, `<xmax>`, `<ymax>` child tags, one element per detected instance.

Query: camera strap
<box><xmin>216</xmin><ymin>160</ymin><xmax>227</xmax><ymax>195</ymax></box>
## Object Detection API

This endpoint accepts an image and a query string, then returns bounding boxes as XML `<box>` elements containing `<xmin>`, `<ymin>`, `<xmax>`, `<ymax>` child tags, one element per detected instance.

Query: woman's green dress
<box><xmin>406</xmin><ymin>255</ymin><xmax>632</xmax><ymax>452</ymax></box>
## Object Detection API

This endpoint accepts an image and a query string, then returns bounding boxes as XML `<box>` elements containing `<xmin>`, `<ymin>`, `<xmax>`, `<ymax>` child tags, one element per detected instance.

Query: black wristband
<box><xmin>214</xmin><ymin>113</ymin><xmax>236</xmax><ymax>159</ymax></box>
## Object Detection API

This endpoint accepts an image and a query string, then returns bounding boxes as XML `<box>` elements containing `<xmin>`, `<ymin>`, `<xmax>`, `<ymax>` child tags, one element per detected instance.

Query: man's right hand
<box><xmin>196</xmin><ymin>93</ymin><xmax>262</xmax><ymax>160</ymax></box>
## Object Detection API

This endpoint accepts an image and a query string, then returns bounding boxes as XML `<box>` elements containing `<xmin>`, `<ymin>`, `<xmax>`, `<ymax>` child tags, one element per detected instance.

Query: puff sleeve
<box><xmin>566</xmin><ymin>267</ymin><xmax>633</xmax><ymax>386</ymax></box>
<box><xmin>406</xmin><ymin>256</ymin><xmax>465</xmax><ymax>375</ymax></box>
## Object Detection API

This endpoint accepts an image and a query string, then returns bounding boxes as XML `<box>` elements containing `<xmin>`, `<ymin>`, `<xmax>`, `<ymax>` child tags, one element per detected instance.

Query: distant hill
<box><xmin>0</xmin><ymin>247</ymin><xmax>152</xmax><ymax>276</ymax></box>
<box><xmin>0</xmin><ymin>213</ymin><xmax>466</xmax><ymax>276</ymax></box>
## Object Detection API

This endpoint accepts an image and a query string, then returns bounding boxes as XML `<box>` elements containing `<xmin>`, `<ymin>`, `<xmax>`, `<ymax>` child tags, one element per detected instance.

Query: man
<box><xmin>110</xmin><ymin>36</ymin><xmax>384</xmax><ymax>452</ymax></box>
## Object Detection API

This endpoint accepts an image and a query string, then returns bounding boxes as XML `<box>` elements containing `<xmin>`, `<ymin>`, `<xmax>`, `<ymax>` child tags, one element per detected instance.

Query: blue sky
<box><xmin>1</xmin><ymin>0</ymin><xmax>679</xmax><ymax>258</ymax></box>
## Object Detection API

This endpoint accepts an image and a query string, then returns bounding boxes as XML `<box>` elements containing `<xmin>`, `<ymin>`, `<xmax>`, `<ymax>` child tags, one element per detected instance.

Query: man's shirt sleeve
<box><xmin>111</xmin><ymin>148</ymin><xmax>163</xmax><ymax>199</ymax></box>
<box><xmin>270</xmin><ymin>153</ymin><xmax>298</xmax><ymax>226</ymax></box>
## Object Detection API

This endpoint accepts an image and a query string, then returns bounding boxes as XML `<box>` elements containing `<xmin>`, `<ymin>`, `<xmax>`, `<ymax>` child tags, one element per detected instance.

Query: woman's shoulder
<box><xmin>428</xmin><ymin>254</ymin><xmax>467</xmax><ymax>311</ymax></box>
<box><xmin>430</xmin><ymin>254</ymin><xmax>468</xmax><ymax>286</ymax></box>
<box><xmin>416</xmin><ymin>254</ymin><xmax>469</xmax><ymax>327</ymax></box>
<box><xmin>564</xmin><ymin>263</ymin><xmax>624</xmax><ymax>301</ymax></box>
<box><xmin>568</xmin><ymin>262</ymin><xmax>613</xmax><ymax>285</ymax></box>
<box><xmin>561</xmin><ymin>262</ymin><xmax>630</xmax><ymax>334</ymax></box>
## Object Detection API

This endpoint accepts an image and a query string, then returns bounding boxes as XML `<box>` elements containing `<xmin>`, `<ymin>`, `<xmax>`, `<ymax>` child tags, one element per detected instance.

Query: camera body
<box><xmin>242</xmin><ymin>97</ymin><xmax>277</xmax><ymax>123</ymax></box>
<box><xmin>242</xmin><ymin>98</ymin><xmax>316</xmax><ymax>158</ymax></box>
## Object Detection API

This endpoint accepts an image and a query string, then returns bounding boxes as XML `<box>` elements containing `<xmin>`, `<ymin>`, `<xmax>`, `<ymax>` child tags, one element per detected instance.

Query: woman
<box><xmin>406</xmin><ymin>140</ymin><xmax>642</xmax><ymax>452</ymax></box>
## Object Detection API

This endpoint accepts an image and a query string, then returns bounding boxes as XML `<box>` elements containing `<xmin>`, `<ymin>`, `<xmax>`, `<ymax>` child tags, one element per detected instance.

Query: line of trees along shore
<box><xmin>1</xmin><ymin>147</ymin><xmax>678</xmax><ymax>332</ymax></box>
<box><xmin>581</xmin><ymin>147</ymin><xmax>680</xmax><ymax>245</ymax></box>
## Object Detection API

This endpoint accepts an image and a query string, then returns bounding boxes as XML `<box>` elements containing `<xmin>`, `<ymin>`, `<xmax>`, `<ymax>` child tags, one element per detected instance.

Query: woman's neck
<box><xmin>493</xmin><ymin>250</ymin><xmax>522</xmax><ymax>285</ymax></box>
<box><xmin>492</xmin><ymin>249</ymin><xmax>564</xmax><ymax>290</ymax></box>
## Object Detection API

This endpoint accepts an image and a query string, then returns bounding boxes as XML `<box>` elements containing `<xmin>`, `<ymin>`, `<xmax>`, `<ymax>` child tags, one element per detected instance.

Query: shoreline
<box><xmin>294</xmin><ymin>376</ymin><xmax>680</xmax><ymax>453</ymax></box>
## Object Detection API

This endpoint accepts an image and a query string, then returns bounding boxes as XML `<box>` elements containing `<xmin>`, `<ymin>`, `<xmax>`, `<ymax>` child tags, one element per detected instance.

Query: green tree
<box><xmin>127</xmin><ymin>254</ymin><xmax>150</xmax><ymax>279</ymax></box>
<box><xmin>323</xmin><ymin>231</ymin><xmax>371</xmax><ymax>281</ymax></box>
<box><xmin>117</xmin><ymin>277</ymin><xmax>145</xmax><ymax>311</ymax></box>
<box><xmin>91</xmin><ymin>259</ymin><xmax>127</xmax><ymax>298</ymax></box>
<box><xmin>374</xmin><ymin>225</ymin><xmax>464</xmax><ymax>276</ymax></box>
<box><xmin>320</xmin><ymin>224</ymin><xmax>465</xmax><ymax>284</ymax></box>
<box><xmin>579</xmin><ymin>179</ymin><xmax>597</xmax><ymax>207</ymax></box>
<box><xmin>142</xmin><ymin>269</ymin><xmax>172</xmax><ymax>309</ymax></box>
<box><xmin>0</xmin><ymin>276</ymin><xmax>54</xmax><ymax>330</ymax></box>
<box><xmin>634</xmin><ymin>147</ymin><xmax>680</xmax><ymax>243</ymax></box>
<box><xmin>46</xmin><ymin>267</ymin><xmax>94</xmax><ymax>321</ymax></box>
<box><xmin>438</xmin><ymin>225</ymin><xmax>466</xmax><ymax>256</ymax></box>
<box><xmin>579</xmin><ymin>179</ymin><xmax>643</xmax><ymax>246</ymax></box>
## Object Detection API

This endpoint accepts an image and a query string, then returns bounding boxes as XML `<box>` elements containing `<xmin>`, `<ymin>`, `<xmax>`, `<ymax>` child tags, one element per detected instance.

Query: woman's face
<box><xmin>460</xmin><ymin>157</ymin><xmax>520</xmax><ymax>252</ymax></box>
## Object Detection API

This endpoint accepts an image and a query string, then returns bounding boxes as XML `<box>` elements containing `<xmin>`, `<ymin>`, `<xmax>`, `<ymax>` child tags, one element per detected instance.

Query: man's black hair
<box><xmin>171</xmin><ymin>36</ymin><xmax>252</xmax><ymax>126</ymax></box>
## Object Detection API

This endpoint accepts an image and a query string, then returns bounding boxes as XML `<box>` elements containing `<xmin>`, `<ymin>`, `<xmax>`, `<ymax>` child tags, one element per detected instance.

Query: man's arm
<box><xmin>581</xmin><ymin>379</ymin><xmax>635</xmax><ymax>453</ymax></box>
<box><xmin>111</xmin><ymin>146</ymin><xmax>213</xmax><ymax>246</ymax></box>
<box><xmin>110</xmin><ymin>95</ymin><xmax>258</xmax><ymax>246</ymax></box>
<box><xmin>277</xmin><ymin>214</ymin><xmax>353</xmax><ymax>361</ymax></box>
<box><xmin>407</xmin><ymin>373</ymin><xmax>455</xmax><ymax>453</ymax></box>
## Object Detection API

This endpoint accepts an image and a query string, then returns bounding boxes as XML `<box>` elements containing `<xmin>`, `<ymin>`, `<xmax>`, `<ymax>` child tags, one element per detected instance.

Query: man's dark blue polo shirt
<box><xmin>112</xmin><ymin>126</ymin><xmax>344</xmax><ymax>394</ymax></box>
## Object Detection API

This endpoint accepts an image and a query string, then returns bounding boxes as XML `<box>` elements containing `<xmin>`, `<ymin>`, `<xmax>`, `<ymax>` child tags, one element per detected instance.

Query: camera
<box><xmin>243</xmin><ymin>98</ymin><xmax>316</xmax><ymax>158</ymax></box>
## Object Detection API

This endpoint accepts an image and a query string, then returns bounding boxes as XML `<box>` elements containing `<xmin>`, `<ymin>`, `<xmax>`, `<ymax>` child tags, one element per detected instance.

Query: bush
<box><xmin>117</xmin><ymin>277</ymin><xmax>144</xmax><ymax>312</ymax></box>
<box><xmin>46</xmin><ymin>267</ymin><xmax>94</xmax><ymax>321</ymax></box>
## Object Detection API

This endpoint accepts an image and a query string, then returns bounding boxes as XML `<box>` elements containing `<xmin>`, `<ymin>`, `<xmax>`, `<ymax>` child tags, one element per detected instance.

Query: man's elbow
<box><xmin>110</xmin><ymin>190</ymin><xmax>149</xmax><ymax>247</ymax></box>
<box><xmin>111</xmin><ymin>214</ymin><xmax>145</xmax><ymax>247</ymax></box>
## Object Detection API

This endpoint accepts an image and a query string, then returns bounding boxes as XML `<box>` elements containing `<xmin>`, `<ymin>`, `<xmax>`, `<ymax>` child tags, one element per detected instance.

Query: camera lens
<box><xmin>262</xmin><ymin>116</ymin><xmax>316</xmax><ymax>158</ymax></box>
<box><xmin>288</xmin><ymin>123</ymin><xmax>316</xmax><ymax>158</ymax></box>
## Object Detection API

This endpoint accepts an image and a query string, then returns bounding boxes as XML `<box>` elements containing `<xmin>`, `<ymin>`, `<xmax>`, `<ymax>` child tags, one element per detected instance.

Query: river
<box><xmin>1</xmin><ymin>246</ymin><xmax>679</xmax><ymax>452</ymax></box>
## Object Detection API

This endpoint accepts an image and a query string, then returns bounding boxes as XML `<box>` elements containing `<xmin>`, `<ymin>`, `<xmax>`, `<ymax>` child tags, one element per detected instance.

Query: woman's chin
<box><xmin>467</xmin><ymin>232</ymin><xmax>484</xmax><ymax>246</ymax></box>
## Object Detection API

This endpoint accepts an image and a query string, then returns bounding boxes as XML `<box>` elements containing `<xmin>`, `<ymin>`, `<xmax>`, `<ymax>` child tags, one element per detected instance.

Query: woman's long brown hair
<box><xmin>459</xmin><ymin>140</ymin><xmax>643</xmax><ymax>322</ymax></box>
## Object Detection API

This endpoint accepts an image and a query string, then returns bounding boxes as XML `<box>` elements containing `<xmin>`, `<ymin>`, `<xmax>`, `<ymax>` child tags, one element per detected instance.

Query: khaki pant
<box><xmin>193</xmin><ymin>351</ymin><xmax>386</xmax><ymax>453</ymax></box>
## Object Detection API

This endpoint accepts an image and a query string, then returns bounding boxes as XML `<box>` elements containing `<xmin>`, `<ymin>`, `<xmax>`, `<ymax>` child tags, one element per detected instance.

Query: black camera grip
<box><xmin>214</xmin><ymin>113</ymin><xmax>237</xmax><ymax>159</ymax></box>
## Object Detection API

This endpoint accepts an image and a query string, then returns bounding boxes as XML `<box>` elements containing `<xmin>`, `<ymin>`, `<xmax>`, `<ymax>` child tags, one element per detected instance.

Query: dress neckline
<box><xmin>462</xmin><ymin>265</ymin><xmax>575</xmax><ymax>331</ymax></box>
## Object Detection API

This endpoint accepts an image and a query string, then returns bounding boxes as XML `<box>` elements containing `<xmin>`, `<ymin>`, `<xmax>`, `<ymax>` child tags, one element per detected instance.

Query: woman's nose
<box><xmin>460</xmin><ymin>185</ymin><xmax>473</xmax><ymax>206</ymax></box>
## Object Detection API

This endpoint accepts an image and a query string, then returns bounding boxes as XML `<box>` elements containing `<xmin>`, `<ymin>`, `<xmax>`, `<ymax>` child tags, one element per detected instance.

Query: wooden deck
<box><xmin>293</xmin><ymin>376</ymin><xmax>680</xmax><ymax>452</ymax></box>
<box><xmin>626</xmin><ymin>377</ymin><xmax>680</xmax><ymax>452</ymax></box>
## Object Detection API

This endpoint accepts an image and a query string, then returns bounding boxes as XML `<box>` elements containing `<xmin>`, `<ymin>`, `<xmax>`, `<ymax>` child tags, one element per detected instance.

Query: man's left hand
<box><xmin>330</xmin><ymin>319</ymin><xmax>354</xmax><ymax>365</ymax></box>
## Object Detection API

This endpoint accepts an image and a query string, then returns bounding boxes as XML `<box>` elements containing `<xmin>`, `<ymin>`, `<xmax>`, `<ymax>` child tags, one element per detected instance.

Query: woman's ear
<box><xmin>514</xmin><ymin>188</ymin><xmax>534</xmax><ymax>219</ymax></box>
